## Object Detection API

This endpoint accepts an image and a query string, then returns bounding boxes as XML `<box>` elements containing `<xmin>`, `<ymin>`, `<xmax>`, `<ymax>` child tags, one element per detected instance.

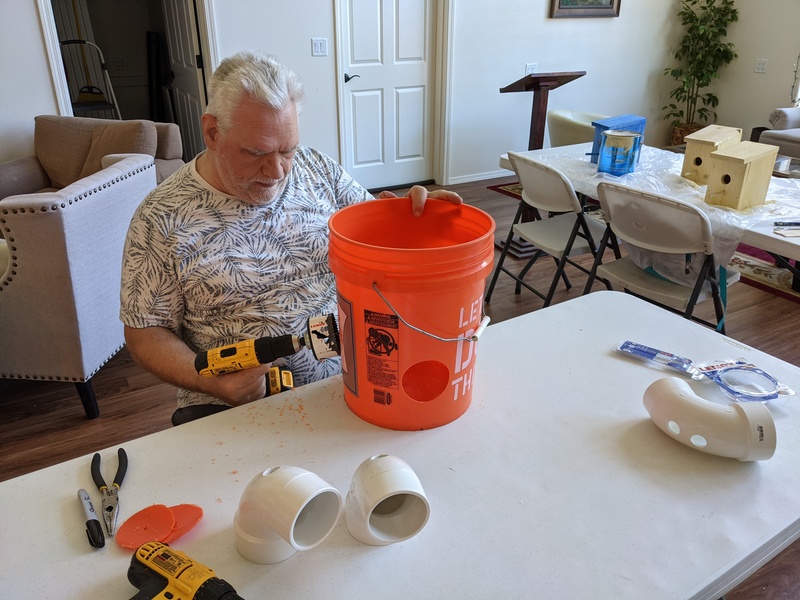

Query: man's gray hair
<box><xmin>205</xmin><ymin>51</ymin><xmax>304</xmax><ymax>129</ymax></box>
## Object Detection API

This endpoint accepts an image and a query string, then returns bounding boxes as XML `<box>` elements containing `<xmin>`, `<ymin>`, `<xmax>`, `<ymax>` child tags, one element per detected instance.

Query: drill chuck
<box><xmin>253</xmin><ymin>335</ymin><xmax>302</xmax><ymax>365</ymax></box>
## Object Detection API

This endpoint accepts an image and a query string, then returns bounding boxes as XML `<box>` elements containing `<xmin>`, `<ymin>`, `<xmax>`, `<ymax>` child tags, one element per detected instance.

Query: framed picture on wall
<box><xmin>550</xmin><ymin>0</ymin><xmax>621</xmax><ymax>18</ymax></box>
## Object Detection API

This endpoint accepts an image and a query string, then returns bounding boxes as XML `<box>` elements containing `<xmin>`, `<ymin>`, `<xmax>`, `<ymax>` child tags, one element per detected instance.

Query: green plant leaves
<box><xmin>663</xmin><ymin>0</ymin><xmax>739</xmax><ymax>127</ymax></box>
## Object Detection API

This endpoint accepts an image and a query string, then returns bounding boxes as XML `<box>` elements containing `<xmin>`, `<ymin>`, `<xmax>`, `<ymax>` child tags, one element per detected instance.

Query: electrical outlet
<box><xmin>525</xmin><ymin>63</ymin><xmax>538</xmax><ymax>76</ymax></box>
<box><xmin>112</xmin><ymin>56</ymin><xmax>128</xmax><ymax>71</ymax></box>
<box><xmin>312</xmin><ymin>38</ymin><xmax>328</xmax><ymax>57</ymax></box>
<box><xmin>755</xmin><ymin>58</ymin><xmax>768</xmax><ymax>74</ymax></box>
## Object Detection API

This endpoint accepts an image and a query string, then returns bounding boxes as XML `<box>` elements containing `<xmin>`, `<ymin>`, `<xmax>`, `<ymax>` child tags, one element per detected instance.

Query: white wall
<box><xmin>715</xmin><ymin>0</ymin><xmax>800</xmax><ymax>139</ymax></box>
<box><xmin>0</xmin><ymin>2</ymin><xmax>60</xmax><ymax>162</ymax></box>
<box><xmin>212</xmin><ymin>0</ymin><xmax>341</xmax><ymax>159</ymax></box>
<box><xmin>446</xmin><ymin>0</ymin><xmax>677</xmax><ymax>182</ymax></box>
<box><xmin>3</xmin><ymin>0</ymin><xmax>799</xmax><ymax>184</ymax></box>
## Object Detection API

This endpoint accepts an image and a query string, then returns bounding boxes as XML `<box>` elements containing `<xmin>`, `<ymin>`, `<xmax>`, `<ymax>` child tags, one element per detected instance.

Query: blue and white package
<box><xmin>614</xmin><ymin>341</ymin><xmax>702</xmax><ymax>379</ymax></box>
<box><xmin>694</xmin><ymin>358</ymin><xmax>796</xmax><ymax>402</ymax></box>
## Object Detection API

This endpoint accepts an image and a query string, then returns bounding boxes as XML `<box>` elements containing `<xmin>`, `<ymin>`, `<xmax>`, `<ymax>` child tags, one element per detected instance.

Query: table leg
<box><xmin>769</xmin><ymin>253</ymin><xmax>800</xmax><ymax>292</ymax></box>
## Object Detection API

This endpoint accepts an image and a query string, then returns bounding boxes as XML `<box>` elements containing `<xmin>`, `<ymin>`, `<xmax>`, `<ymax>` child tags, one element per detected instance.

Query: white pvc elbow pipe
<box><xmin>643</xmin><ymin>377</ymin><xmax>776</xmax><ymax>462</ymax></box>
<box><xmin>234</xmin><ymin>466</ymin><xmax>342</xmax><ymax>564</ymax></box>
<box><xmin>346</xmin><ymin>454</ymin><xmax>430</xmax><ymax>545</ymax></box>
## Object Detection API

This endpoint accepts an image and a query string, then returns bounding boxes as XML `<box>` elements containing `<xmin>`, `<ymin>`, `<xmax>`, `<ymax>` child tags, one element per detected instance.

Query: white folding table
<box><xmin>499</xmin><ymin>143</ymin><xmax>800</xmax><ymax>264</ymax></box>
<box><xmin>2</xmin><ymin>291</ymin><xmax>799</xmax><ymax>599</ymax></box>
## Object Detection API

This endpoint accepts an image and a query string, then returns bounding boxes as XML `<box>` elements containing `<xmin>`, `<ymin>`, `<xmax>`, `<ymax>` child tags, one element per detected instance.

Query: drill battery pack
<box><xmin>128</xmin><ymin>541</ymin><xmax>243</xmax><ymax>600</ymax></box>
<box><xmin>266</xmin><ymin>366</ymin><xmax>294</xmax><ymax>396</ymax></box>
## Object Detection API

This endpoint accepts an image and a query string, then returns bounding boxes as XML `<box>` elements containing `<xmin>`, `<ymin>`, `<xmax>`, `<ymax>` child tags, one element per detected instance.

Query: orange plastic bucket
<box><xmin>328</xmin><ymin>197</ymin><xmax>495</xmax><ymax>430</ymax></box>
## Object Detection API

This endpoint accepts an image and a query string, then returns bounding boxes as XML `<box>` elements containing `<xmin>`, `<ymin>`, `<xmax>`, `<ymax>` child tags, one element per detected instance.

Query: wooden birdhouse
<box><xmin>704</xmin><ymin>141</ymin><xmax>779</xmax><ymax>211</ymax></box>
<box><xmin>681</xmin><ymin>125</ymin><xmax>742</xmax><ymax>185</ymax></box>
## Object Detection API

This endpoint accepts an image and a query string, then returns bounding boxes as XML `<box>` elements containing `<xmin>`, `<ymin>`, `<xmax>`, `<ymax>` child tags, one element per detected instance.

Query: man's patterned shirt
<box><xmin>120</xmin><ymin>146</ymin><xmax>372</xmax><ymax>408</ymax></box>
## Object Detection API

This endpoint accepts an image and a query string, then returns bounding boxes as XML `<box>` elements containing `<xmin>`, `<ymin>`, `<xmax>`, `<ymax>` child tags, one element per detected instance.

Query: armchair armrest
<box><xmin>768</xmin><ymin>108</ymin><xmax>800</xmax><ymax>130</ymax></box>
<box><xmin>0</xmin><ymin>154</ymin><xmax>156</xmax><ymax>381</ymax></box>
<box><xmin>153</xmin><ymin>122</ymin><xmax>185</xmax><ymax>182</ymax></box>
<box><xmin>0</xmin><ymin>156</ymin><xmax>51</xmax><ymax>200</ymax></box>
<box><xmin>154</xmin><ymin>122</ymin><xmax>183</xmax><ymax>160</ymax></box>
<box><xmin>101</xmin><ymin>153</ymin><xmax>149</xmax><ymax>168</ymax></box>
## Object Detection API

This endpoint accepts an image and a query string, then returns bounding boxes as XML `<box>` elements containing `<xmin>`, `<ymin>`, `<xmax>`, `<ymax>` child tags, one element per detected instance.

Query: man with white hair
<box><xmin>120</xmin><ymin>51</ymin><xmax>460</xmax><ymax>425</ymax></box>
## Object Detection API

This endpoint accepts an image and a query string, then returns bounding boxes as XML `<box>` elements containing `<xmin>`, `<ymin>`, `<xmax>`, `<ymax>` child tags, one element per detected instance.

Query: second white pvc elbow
<box><xmin>345</xmin><ymin>454</ymin><xmax>430</xmax><ymax>545</ymax></box>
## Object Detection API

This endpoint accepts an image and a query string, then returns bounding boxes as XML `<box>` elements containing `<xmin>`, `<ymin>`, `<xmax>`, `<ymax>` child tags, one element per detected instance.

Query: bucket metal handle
<box><xmin>371</xmin><ymin>282</ymin><xmax>490</xmax><ymax>343</ymax></box>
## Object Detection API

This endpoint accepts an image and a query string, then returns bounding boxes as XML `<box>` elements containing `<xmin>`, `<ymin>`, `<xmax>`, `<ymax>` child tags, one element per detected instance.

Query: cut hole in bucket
<box><xmin>402</xmin><ymin>360</ymin><xmax>450</xmax><ymax>402</ymax></box>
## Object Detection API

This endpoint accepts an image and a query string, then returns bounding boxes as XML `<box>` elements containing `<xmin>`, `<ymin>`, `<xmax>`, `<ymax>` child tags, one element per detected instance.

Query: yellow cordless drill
<box><xmin>128</xmin><ymin>542</ymin><xmax>243</xmax><ymax>600</ymax></box>
<box><xmin>194</xmin><ymin>313</ymin><xmax>340</xmax><ymax>377</ymax></box>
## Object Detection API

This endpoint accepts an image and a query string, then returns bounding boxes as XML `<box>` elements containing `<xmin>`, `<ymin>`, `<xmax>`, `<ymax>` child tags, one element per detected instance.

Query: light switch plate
<box><xmin>312</xmin><ymin>38</ymin><xmax>328</xmax><ymax>57</ymax></box>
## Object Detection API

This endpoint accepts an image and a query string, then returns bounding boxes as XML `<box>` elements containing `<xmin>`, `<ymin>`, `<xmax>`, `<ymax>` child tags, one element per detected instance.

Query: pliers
<box><xmin>90</xmin><ymin>448</ymin><xmax>128</xmax><ymax>536</ymax></box>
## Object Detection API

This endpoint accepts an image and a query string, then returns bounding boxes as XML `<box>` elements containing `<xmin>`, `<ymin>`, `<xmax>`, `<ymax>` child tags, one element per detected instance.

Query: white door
<box><xmin>162</xmin><ymin>0</ymin><xmax>206</xmax><ymax>161</ymax></box>
<box><xmin>338</xmin><ymin>0</ymin><xmax>434</xmax><ymax>190</ymax></box>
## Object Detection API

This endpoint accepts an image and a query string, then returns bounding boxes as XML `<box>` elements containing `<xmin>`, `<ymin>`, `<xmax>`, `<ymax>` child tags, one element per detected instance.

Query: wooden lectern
<box><xmin>500</xmin><ymin>71</ymin><xmax>586</xmax><ymax>150</ymax></box>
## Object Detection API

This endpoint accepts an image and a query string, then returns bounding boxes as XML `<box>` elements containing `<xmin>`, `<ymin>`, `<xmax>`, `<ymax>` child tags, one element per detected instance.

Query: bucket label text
<box><xmin>365</xmin><ymin>309</ymin><xmax>399</xmax><ymax>390</ymax></box>
<box><xmin>450</xmin><ymin>294</ymin><xmax>483</xmax><ymax>401</ymax></box>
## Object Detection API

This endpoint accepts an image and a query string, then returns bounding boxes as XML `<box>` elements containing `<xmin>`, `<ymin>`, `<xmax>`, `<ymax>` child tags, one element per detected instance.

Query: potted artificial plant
<box><xmin>663</xmin><ymin>0</ymin><xmax>739</xmax><ymax>145</ymax></box>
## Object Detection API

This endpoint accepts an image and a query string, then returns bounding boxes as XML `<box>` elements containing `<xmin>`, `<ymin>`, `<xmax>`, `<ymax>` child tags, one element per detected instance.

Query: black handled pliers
<box><xmin>90</xmin><ymin>448</ymin><xmax>128</xmax><ymax>536</ymax></box>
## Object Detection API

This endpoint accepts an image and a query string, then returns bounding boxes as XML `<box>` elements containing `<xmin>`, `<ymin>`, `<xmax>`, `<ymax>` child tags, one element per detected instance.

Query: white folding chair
<box><xmin>485</xmin><ymin>152</ymin><xmax>609</xmax><ymax>307</ymax></box>
<box><xmin>583</xmin><ymin>182</ymin><xmax>740</xmax><ymax>334</ymax></box>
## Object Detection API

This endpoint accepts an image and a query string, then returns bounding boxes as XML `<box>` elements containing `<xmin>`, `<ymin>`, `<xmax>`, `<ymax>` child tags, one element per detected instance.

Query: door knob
<box><xmin>344</xmin><ymin>73</ymin><xmax>361</xmax><ymax>83</ymax></box>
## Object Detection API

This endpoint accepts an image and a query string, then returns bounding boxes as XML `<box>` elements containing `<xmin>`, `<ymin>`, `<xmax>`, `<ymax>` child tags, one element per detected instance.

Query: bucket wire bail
<box><xmin>371</xmin><ymin>282</ymin><xmax>491</xmax><ymax>343</ymax></box>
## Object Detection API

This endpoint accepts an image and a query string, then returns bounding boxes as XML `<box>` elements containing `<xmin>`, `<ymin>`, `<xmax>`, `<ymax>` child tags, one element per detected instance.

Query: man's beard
<box><xmin>216</xmin><ymin>153</ymin><xmax>288</xmax><ymax>206</ymax></box>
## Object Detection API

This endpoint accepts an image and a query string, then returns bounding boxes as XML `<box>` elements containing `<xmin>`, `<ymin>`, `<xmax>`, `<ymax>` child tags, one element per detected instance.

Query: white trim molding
<box><xmin>37</xmin><ymin>0</ymin><xmax>73</xmax><ymax>116</ymax></box>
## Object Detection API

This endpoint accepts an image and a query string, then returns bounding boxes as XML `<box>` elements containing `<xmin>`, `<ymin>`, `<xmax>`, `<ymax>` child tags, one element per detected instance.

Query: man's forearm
<box><xmin>124</xmin><ymin>325</ymin><xmax>206</xmax><ymax>393</ymax></box>
<box><xmin>123</xmin><ymin>325</ymin><xmax>270</xmax><ymax>406</ymax></box>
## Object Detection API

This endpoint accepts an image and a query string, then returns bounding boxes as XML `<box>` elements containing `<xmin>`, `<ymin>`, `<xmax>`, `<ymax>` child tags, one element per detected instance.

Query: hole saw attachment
<box><xmin>194</xmin><ymin>313</ymin><xmax>340</xmax><ymax>377</ymax></box>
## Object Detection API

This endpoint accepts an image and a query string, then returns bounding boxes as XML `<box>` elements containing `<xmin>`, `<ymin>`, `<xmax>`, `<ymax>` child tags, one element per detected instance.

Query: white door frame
<box><xmin>36</xmin><ymin>0</ymin><xmax>219</xmax><ymax>118</ymax></box>
<box><xmin>195</xmin><ymin>0</ymin><xmax>220</xmax><ymax>74</ymax></box>
<box><xmin>37</xmin><ymin>0</ymin><xmax>72</xmax><ymax>115</ymax></box>
<box><xmin>333</xmin><ymin>0</ymin><xmax>454</xmax><ymax>186</ymax></box>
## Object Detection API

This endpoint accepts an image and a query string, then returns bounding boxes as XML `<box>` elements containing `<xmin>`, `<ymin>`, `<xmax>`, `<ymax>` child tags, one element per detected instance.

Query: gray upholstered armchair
<box><xmin>0</xmin><ymin>115</ymin><xmax>165</xmax><ymax>418</ymax></box>
<box><xmin>752</xmin><ymin>107</ymin><xmax>800</xmax><ymax>159</ymax></box>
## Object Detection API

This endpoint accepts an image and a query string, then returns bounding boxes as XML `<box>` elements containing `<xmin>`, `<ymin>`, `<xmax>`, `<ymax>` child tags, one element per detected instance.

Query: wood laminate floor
<box><xmin>1</xmin><ymin>175</ymin><xmax>798</xmax><ymax>598</ymax></box>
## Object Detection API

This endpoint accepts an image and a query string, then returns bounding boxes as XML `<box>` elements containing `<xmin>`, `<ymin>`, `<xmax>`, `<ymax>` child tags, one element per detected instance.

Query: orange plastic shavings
<box><xmin>162</xmin><ymin>504</ymin><xmax>204</xmax><ymax>543</ymax></box>
<box><xmin>116</xmin><ymin>504</ymin><xmax>175</xmax><ymax>549</ymax></box>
